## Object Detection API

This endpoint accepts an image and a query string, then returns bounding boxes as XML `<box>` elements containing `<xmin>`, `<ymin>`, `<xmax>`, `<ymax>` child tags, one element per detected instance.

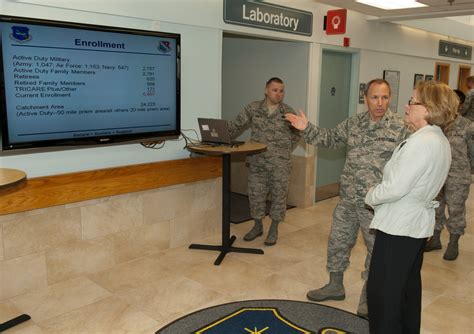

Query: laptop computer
<box><xmin>197</xmin><ymin>118</ymin><xmax>244</xmax><ymax>146</ymax></box>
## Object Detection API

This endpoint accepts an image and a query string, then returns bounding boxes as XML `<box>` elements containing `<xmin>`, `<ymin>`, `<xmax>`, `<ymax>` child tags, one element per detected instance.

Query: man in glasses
<box><xmin>285</xmin><ymin>78</ymin><xmax>408</xmax><ymax>319</ymax></box>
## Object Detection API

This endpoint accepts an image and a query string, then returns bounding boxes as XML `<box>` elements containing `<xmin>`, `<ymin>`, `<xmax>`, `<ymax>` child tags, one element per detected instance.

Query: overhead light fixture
<box><xmin>355</xmin><ymin>0</ymin><xmax>428</xmax><ymax>10</ymax></box>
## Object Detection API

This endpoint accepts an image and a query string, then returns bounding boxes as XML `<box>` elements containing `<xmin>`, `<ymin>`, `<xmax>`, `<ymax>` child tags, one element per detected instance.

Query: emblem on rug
<box><xmin>194</xmin><ymin>307</ymin><xmax>312</xmax><ymax>333</ymax></box>
<box><xmin>319</xmin><ymin>327</ymin><xmax>350</xmax><ymax>334</ymax></box>
<box><xmin>156</xmin><ymin>301</ymin><xmax>366</xmax><ymax>334</ymax></box>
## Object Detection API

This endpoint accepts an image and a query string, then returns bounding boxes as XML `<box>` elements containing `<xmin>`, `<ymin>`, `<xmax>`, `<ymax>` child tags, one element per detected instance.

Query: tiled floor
<box><xmin>1</xmin><ymin>185</ymin><xmax>473</xmax><ymax>333</ymax></box>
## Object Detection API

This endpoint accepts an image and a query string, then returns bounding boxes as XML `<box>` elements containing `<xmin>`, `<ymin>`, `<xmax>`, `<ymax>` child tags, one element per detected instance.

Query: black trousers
<box><xmin>367</xmin><ymin>230</ymin><xmax>427</xmax><ymax>334</ymax></box>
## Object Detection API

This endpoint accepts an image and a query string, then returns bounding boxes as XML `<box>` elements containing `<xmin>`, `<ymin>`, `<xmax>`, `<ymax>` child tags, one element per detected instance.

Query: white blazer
<box><xmin>365</xmin><ymin>125</ymin><xmax>451</xmax><ymax>238</ymax></box>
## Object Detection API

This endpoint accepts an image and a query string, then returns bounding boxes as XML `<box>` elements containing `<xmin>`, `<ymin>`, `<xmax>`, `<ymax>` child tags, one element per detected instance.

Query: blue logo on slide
<box><xmin>158</xmin><ymin>41</ymin><xmax>172</xmax><ymax>53</ymax></box>
<box><xmin>10</xmin><ymin>26</ymin><xmax>32</xmax><ymax>43</ymax></box>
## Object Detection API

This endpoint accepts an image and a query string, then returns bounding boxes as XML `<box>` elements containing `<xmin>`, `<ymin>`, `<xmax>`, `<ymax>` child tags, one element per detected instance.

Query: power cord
<box><xmin>180</xmin><ymin>128</ymin><xmax>201</xmax><ymax>149</ymax></box>
<box><xmin>140</xmin><ymin>141</ymin><xmax>165</xmax><ymax>149</ymax></box>
<box><xmin>140</xmin><ymin>129</ymin><xmax>201</xmax><ymax>150</ymax></box>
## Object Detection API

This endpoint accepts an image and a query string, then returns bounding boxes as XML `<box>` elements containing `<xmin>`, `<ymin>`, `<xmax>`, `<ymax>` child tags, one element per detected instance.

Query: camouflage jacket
<box><xmin>228</xmin><ymin>99</ymin><xmax>301</xmax><ymax>165</ymax></box>
<box><xmin>461</xmin><ymin>89</ymin><xmax>474</xmax><ymax>122</ymax></box>
<box><xmin>444</xmin><ymin>115</ymin><xmax>474</xmax><ymax>184</ymax></box>
<box><xmin>303</xmin><ymin>110</ymin><xmax>408</xmax><ymax>206</ymax></box>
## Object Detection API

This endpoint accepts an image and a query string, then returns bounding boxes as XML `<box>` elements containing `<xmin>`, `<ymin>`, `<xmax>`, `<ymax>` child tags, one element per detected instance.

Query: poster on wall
<box><xmin>414</xmin><ymin>74</ymin><xmax>424</xmax><ymax>87</ymax></box>
<box><xmin>425</xmin><ymin>74</ymin><xmax>434</xmax><ymax>81</ymax></box>
<box><xmin>359</xmin><ymin>83</ymin><xmax>366</xmax><ymax>104</ymax></box>
<box><xmin>383</xmin><ymin>70</ymin><xmax>400</xmax><ymax>113</ymax></box>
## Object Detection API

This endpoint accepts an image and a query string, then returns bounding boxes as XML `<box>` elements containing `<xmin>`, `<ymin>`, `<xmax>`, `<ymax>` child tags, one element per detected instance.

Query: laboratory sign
<box><xmin>223</xmin><ymin>0</ymin><xmax>313</xmax><ymax>36</ymax></box>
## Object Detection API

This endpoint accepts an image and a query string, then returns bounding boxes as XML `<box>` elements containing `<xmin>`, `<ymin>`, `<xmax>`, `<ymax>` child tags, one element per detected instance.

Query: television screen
<box><xmin>0</xmin><ymin>16</ymin><xmax>180</xmax><ymax>152</ymax></box>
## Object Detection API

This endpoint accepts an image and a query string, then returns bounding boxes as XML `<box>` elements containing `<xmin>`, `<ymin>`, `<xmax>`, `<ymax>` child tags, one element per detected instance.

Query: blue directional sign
<box><xmin>439</xmin><ymin>40</ymin><xmax>472</xmax><ymax>60</ymax></box>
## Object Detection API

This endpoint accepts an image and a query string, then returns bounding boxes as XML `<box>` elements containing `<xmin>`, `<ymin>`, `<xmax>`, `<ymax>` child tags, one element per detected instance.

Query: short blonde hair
<box><xmin>415</xmin><ymin>80</ymin><xmax>458</xmax><ymax>133</ymax></box>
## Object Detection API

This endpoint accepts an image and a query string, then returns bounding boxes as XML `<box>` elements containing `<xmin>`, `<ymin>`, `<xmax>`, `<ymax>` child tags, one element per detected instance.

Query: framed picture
<box><xmin>383</xmin><ymin>70</ymin><xmax>400</xmax><ymax>112</ymax></box>
<box><xmin>414</xmin><ymin>73</ymin><xmax>424</xmax><ymax>87</ymax></box>
<box><xmin>425</xmin><ymin>74</ymin><xmax>434</xmax><ymax>81</ymax></box>
<box><xmin>358</xmin><ymin>83</ymin><xmax>366</xmax><ymax>104</ymax></box>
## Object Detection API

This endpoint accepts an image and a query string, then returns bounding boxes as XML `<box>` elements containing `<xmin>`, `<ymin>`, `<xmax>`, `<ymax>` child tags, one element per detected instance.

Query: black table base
<box><xmin>189</xmin><ymin>236</ymin><xmax>264</xmax><ymax>266</ymax></box>
<box><xmin>189</xmin><ymin>153</ymin><xmax>264</xmax><ymax>265</ymax></box>
<box><xmin>0</xmin><ymin>314</ymin><xmax>31</xmax><ymax>332</ymax></box>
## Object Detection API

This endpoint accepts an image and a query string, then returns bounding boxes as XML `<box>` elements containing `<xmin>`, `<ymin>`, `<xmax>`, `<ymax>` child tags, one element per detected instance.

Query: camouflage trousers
<box><xmin>435</xmin><ymin>182</ymin><xmax>470</xmax><ymax>235</ymax></box>
<box><xmin>327</xmin><ymin>201</ymin><xmax>375</xmax><ymax>281</ymax></box>
<box><xmin>248</xmin><ymin>161</ymin><xmax>291</xmax><ymax>222</ymax></box>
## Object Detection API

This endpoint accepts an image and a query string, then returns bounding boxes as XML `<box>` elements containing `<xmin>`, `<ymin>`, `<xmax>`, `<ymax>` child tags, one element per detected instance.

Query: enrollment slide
<box><xmin>1</xmin><ymin>21</ymin><xmax>178</xmax><ymax>143</ymax></box>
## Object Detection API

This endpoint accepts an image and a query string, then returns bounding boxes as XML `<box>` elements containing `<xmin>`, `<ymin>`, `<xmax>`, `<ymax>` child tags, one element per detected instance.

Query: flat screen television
<box><xmin>0</xmin><ymin>15</ymin><xmax>180</xmax><ymax>153</ymax></box>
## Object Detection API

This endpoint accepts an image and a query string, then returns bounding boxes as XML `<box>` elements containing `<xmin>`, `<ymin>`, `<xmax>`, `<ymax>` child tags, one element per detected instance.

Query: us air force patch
<box><xmin>158</xmin><ymin>41</ymin><xmax>172</xmax><ymax>53</ymax></box>
<box><xmin>10</xmin><ymin>26</ymin><xmax>32</xmax><ymax>43</ymax></box>
<box><xmin>194</xmin><ymin>307</ymin><xmax>312</xmax><ymax>333</ymax></box>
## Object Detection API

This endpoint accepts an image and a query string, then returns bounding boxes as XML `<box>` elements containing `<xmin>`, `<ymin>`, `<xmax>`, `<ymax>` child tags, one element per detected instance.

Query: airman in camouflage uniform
<box><xmin>461</xmin><ymin>75</ymin><xmax>474</xmax><ymax>121</ymax></box>
<box><xmin>426</xmin><ymin>114</ymin><xmax>474</xmax><ymax>260</ymax></box>
<box><xmin>229</xmin><ymin>77</ymin><xmax>301</xmax><ymax>246</ymax></box>
<box><xmin>285</xmin><ymin>79</ymin><xmax>408</xmax><ymax>318</ymax></box>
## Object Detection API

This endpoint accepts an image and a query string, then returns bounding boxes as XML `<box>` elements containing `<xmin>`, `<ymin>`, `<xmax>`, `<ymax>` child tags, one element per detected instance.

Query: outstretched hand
<box><xmin>285</xmin><ymin>110</ymin><xmax>309</xmax><ymax>131</ymax></box>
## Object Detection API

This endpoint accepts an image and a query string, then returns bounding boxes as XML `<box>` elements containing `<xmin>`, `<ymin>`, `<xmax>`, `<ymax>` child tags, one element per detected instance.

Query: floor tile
<box><xmin>3</xmin><ymin>184</ymin><xmax>472</xmax><ymax>333</ymax></box>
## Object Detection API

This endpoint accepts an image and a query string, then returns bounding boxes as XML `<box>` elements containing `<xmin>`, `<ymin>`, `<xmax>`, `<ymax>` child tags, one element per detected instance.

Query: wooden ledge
<box><xmin>0</xmin><ymin>156</ymin><xmax>221</xmax><ymax>216</ymax></box>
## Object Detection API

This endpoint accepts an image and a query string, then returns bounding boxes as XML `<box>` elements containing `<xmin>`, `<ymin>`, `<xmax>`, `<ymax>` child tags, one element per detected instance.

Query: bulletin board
<box><xmin>383</xmin><ymin>70</ymin><xmax>400</xmax><ymax>112</ymax></box>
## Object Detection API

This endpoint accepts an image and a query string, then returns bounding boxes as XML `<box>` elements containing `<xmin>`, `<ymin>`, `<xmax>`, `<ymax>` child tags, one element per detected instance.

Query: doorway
<box><xmin>435</xmin><ymin>62</ymin><xmax>450</xmax><ymax>84</ymax></box>
<box><xmin>315</xmin><ymin>50</ymin><xmax>352</xmax><ymax>201</ymax></box>
<box><xmin>458</xmin><ymin>65</ymin><xmax>471</xmax><ymax>93</ymax></box>
<box><xmin>221</xmin><ymin>33</ymin><xmax>310</xmax><ymax>205</ymax></box>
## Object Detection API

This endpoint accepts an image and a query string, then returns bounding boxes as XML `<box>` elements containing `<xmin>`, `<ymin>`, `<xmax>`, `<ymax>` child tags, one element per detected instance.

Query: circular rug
<box><xmin>156</xmin><ymin>299</ymin><xmax>369</xmax><ymax>334</ymax></box>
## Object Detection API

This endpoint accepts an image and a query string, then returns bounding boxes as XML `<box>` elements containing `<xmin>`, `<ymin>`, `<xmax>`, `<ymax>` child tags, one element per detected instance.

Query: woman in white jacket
<box><xmin>365</xmin><ymin>81</ymin><xmax>458</xmax><ymax>334</ymax></box>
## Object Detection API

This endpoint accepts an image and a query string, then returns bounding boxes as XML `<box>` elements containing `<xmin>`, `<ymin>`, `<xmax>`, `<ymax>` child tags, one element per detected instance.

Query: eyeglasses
<box><xmin>408</xmin><ymin>98</ymin><xmax>424</xmax><ymax>106</ymax></box>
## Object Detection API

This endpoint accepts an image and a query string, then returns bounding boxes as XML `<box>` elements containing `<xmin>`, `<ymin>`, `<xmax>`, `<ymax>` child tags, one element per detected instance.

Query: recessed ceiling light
<box><xmin>355</xmin><ymin>0</ymin><xmax>428</xmax><ymax>10</ymax></box>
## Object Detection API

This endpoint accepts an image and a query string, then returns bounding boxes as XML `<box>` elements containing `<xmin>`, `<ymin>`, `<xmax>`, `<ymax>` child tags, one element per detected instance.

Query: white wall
<box><xmin>0</xmin><ymin>1</ymin><xmax>222</xmax><ymax>177</ymax></box>
<box><xmin>11</xmin><ymin>0</ymin><xmax>473</xmax><ymax>55</ymax></box>
<box><xmin>221</xmin><ymin>36</ymin><xmax>309</xmax><ymax>157</ymax></box>
<box><xmin>397</xmin><ymin>17</ymin><xmax>474</xmax><ymax>43</ymax></box>
<box><xmin>1</xmin><ymin>0</ymin><xmax>473</xmax><ymax>175</ymax></box>
<box><xmin>357</xmin><ymin>49</ymin><xmax>471</xmax><ymax>114</ymax></box>
<box><xmin>222</xmin><ymin>36</ymin><xmax>309</xmax><ymax>125</ymax></box>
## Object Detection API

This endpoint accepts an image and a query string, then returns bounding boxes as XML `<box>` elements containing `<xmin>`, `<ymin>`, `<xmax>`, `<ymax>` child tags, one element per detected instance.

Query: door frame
<box><xmin>314</xmin><ymin>45</ymin><xmax>360</xmax><ymax>201</ymax></box>
<box><xmin>434</xmin><ymin>62</ymin><xmax>450</xmax><ymax>84</ymax></box>
<box><xmin>458</xmin><ymin>64</ymin><xmax>471</xmax><ymax>93</ymax></box>
<box><xmin>319</xmin><ymin>45</ymin><xmax>360</xmax><ymax>119</ymax></box>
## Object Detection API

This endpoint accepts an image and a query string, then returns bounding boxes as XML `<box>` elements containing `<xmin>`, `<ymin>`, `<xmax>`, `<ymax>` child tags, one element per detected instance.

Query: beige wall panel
<box><xmin>45</xmin><ymin>238</ymin><xmax>115</xmax><ymax>285</ymax></box>
<box><xmin>81</xmin><ymin>196</ymin><xmax>142</xmax><ymax>240</ymax></box>
<box><xmin>0</xmin><ymin>253</ymin><xmax>47</xmax><ymax>300</ymax></box>
<box><xmin>169</xmin><ymin>209</ymin><xmax>220</xmax><ymax>248</ymax></box>
<box><xmin>3</xmin><ymin>208</ymin><xmax>81</xmax><ymax>260</ymax></box>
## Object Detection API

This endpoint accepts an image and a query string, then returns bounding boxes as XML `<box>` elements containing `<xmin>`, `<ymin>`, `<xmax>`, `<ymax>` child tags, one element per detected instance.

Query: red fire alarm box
<box><xmin>326</xmin><ymin>9</ymin><xmax>347</xmax><ymax>35</ymax></box>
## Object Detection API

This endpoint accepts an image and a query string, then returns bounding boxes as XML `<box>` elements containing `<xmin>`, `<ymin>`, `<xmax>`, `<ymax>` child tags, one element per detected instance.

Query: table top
<box><xmin>0</xmin><ymin>168</ymin><xmax>27</xmax><ymax>190</ymax></box>
<box><xmin>187</xmin><ymin>141</ymin><xmax>267</xmax><ymax>156</ymax></box>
